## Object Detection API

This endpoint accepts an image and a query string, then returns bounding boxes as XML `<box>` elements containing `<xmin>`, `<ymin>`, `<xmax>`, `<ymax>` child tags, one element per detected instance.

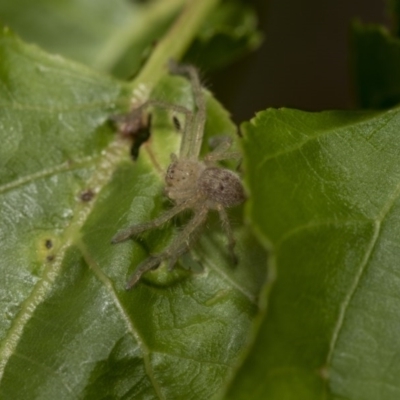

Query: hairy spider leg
<box><xmin>203</xmin><ymin>136</ymin><xmax>242</xmax><ymax>164</ymax></box>
<box><xmin>125</xmin><ymin>206</ymin><xmax>209</xmax><ymax>289</ymax></box>
<box><xmin>114</xmin><ymin>99</ymin><xmax>194</xmax><ymax>138</ymax></box>
<box><xmin>168</xmin><ymin>60</ymin><xmax>206</xmax><ymax>160</ymax></box>
<box><xmin>165</xmin><ymin>206</ymin><xmax>208</xmax><ymax>271</ymax></box>
<box><xmin>111</xmin><ymin>198</ymin><xmax>193</xmax><ymax>243</ymax></box>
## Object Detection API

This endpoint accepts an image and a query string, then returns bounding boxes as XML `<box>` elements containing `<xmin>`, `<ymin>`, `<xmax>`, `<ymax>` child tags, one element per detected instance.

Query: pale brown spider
<box><xmin>112</xmin><ymin>60</ymin><xmax>245</xmax><ymax>289</ymax></box>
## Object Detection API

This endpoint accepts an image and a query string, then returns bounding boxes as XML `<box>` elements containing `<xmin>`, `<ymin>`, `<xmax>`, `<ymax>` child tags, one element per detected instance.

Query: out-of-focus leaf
<box><xmin>0</xmin><ymin>0</ymin><xmax>262</xmax><ymax>79</ymax></box>
<box><xmin>352</xmin><ymin>20</ymin><xmax>400</xmax><ymax>108</ymax></box>
<box><xmin>183</xmin><ymin>1</ymin><xmax>262</xmax><ymax>71</ymax></box>
<box><xmin>0</xmin><ymin>30</ymin><xmax>266</xmax><ymax>399</ymax></box>
<box><xmin>0</xmin><ymin>0</ymin><xmax>185</xmax><ymax>78</ymax></box>
<box><xmin>224</xmin><ymin>106</ymin><xmax>400</xmax><ymax>399</ymax></box>
<box><xmin>387</xmin><ymin>0</ymin><xmax>400</xmax><ymax>36</ymax></box>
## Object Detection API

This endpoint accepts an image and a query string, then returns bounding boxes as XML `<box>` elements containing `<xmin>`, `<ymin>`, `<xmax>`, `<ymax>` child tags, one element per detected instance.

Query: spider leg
<box><xmin>168</xmin><ymin>60</ymin><xmax>205</xmax><ymax>124</ymax></box>
<box><xmin>144</xmin><ymin>100</ymin><xmax>194</xmax><ymax>136</ymax></box>
<box><xmin>125</xmin><ymin>255</ymin><xmax>163</xmax><ymax>290</ymax></box>
<box><xmin>164</xmin><ymin>206</ymin><xmax>208</xmax><ymax>268</ymax></box>
<box><xmin>131</xmin><ymin>99</ymin><xmax>193</xmax><ymax>121</ymax></box>
<box><xmin>208</xmin><ymin>135</ymin><xmax>233</xmax><ymax>152</ymax></box>
<box><xmin>204</xmin><ymin>136</ymin><xmax>241</xmax><ymax>164</ymax></box>
<box><xmin>111</xmin><ymin>199</ymin><xmax>191</xmax><ymax>243</ymax></box>
<box><xmin>168</xmin><ymin>60</ymin><xmax>206</xmax><ymax>160</ymax></box>
<box><xmin>125</xmin><ymin>206</ymin><xmax>209</xmax><ymax>290</ymax></box>
<box><xmin>216</xmin><ymin>204</ymin><xmax>238</xmax><ymax>265</ymax></box>
<box><xmin>113</xmin><ymin>99</ymin><xmax>194</xmax><ymax>140</ymax></box>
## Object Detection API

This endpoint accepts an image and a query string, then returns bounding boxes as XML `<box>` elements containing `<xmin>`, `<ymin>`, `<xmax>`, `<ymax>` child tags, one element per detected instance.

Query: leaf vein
<box><xmin>325</xmin><ymin>178</ymin><xmax>400</xmax><ymax>380</ymax></box>
<box><xmin>78</xmin><ymin>242</ymin><xmax>166</xmax><ymax>400</ymax></box>
<box><xmin>258</xmin><ymin>110</ymin><xmax>397</xmax><ymax>169</ymax></box>
<box><xmin>0</xmin><ymin>155</ymin><xmax>99</xmax><ymax>194</ymax></box>
<box><xmin>0</xmin><ymin>139</ymin><xmax>128</xmax><ymax>385</ymax></box>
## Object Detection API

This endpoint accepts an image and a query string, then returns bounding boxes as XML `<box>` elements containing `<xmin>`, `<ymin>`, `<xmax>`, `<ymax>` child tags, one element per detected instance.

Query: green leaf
<box><xmin>183</xmin><ymin>0</ymin><xmax>263</xmax><ymax>71</ymax></box>
<box><xmin>0</xmin><ymin>28</ymin><xmax>266</xmax><ymax>399</ymax></box>
<box><xmin>347</xmin><ymin>3</ymin><xmax>400</xmax><ymax>109</ymax></box>
<box><xmin>0</xmin><ymin>0</ymin><xmax>262</xmax><ymax>79</ymax></box>
<box><xmin>224</xmin><ymin>107</ymin><xmax>400</xmax><ymax>399</ymax></box>
<box><xmin>352</xmin><ymin>20</ymin><xmax>400</xmax><ymax>108</ymax></box>
<box><xmin>387</xmin><ymin>0</ymin><xmax>400</xmax><ymax>37</ymax></box>
<box><xmin>351</xmin><ymin>2</ymin><xmax>400</xmax><ymax>109</ymax></box>
<box><xmin>0</xmin><ymin>0</ymin><xmax>186</xmax><ymax>78</ymax></box>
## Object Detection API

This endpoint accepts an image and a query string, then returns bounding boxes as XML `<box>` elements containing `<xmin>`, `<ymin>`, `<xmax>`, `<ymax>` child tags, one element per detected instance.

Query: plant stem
<box><xmin>129</xmin><ymin>0</ymin><xmax>220</xmax><ymax>90</ymax></box>
<box><xmin>95</xmin><ymin>0</ymin><xmax>186</xmax><ymax>71</ymax></box>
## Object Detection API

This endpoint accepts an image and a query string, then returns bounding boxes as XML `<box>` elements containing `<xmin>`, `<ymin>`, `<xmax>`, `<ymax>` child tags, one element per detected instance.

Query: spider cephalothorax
<box><xmin>112</xmin><ymin>60</ymin><xmax>245</xmax><ymax>289</ymax></box>
<box><xmin>165</xmin><ymin>156</ymin><xmax>205</xmax><ymax>204</ymax></box>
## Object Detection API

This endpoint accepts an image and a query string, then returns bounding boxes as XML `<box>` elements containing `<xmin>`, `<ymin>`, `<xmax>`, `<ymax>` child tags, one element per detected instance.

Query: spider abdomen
<box><xmin>198</xmin><ymin>167</ymin><xmax>245</xmax><ymax>207</ymax></box>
